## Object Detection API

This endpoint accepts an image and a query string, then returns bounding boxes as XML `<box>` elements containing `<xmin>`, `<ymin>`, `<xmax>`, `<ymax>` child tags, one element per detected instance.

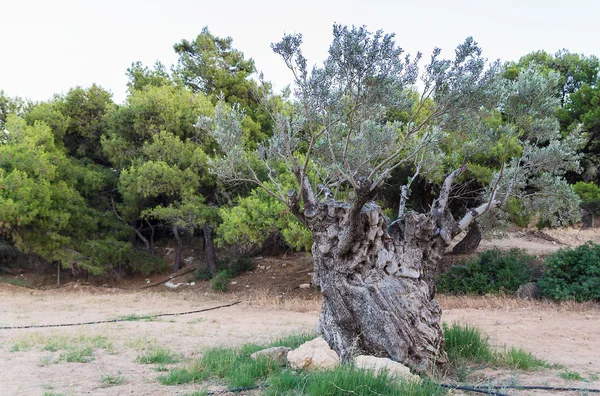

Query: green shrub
<box><xmin>437</xmin><ymin>249</ymin><xmax>536</xmax><ymax>295</ymax></box>
<box><xmin>222</xmin><ymin>257</ymin><xmax>254</xmax><ymax>277</ymax></box>
<box><xmin>194</xmin><ymin>268</ymin><xmax>213</xmax><ymax>281</ymax></box>
<box><xmin>539</xmin><ymin>242</ymin><xmax>600</xmax><ymax>302</ymax></box>
<box><xmin>506</xmin><ymin>197</ymin><xmax>531</xmax><ymax>228</ymax></box>
<box><xmin>210</xmin><ymin>271</ymin><xmax>232</xmax><ymax>292</ymax></box>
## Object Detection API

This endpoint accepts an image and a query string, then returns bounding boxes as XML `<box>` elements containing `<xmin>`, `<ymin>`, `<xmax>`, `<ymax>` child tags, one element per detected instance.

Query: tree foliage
<box><xmin>207</xmin><ymin>25</ymin><xmax>582</xmax><ymax>238</ymax></box>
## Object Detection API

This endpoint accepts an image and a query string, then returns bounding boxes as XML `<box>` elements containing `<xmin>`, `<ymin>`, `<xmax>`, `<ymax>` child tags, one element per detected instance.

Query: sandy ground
<box><xmin>0</xmin><ymin>284</ymin><xmax>598</xmax><ymax>396</ymax></box>
<box><xmin>2</xmin><ymin>226</ymin><xmax>600</xmax><ymax>395</ymax></box>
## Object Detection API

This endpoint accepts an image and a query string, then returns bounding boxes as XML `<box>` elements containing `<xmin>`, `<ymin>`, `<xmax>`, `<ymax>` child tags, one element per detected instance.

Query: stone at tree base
<box><xmin>354</xmin><ymin>355</ymin><xmax>420</xmax><ymax>383</ymax></box>
<box><xmin>298</xmin><ymin>283</ymin><xmax>311</xmax><ymax>289</ymax></box>
<box><xmin>287</xmin><ymin>337</ymin><xmax>340</xmax><ymax>370</ymax></box>
<box><xmin>250</xmin><ymin>346</ymin><xmax>291</xmax><ymax>365</ymax></box>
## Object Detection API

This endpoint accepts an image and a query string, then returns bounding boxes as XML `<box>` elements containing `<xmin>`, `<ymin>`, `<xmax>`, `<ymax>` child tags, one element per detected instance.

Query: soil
<box><xmin>1</xmin><ymin>227</ymin><xmax>599</xmax><ymax>395</ymax></box>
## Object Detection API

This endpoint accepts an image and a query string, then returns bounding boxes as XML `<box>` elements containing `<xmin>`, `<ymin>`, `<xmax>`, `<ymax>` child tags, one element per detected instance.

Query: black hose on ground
<box><xmin>205</xmin><ymin>383</ymin><xmax>600</xmax><ymax>395</ymax></box>
<box><xmin>477</xmin><ymin>384</ymin><xmax>600</xmax><ymax>393</ymax></box>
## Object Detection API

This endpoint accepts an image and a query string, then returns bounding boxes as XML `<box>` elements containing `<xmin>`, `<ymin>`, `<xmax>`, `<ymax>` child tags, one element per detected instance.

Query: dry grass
<box><xmin>438</xmin><ymin>294</ymin><xmax>600</xmax><ymax>312</ymax></box>
<box><xmin>240</xmin><ymin>288</ymin><xmax>322</xmax><ymax>312</ymax></box>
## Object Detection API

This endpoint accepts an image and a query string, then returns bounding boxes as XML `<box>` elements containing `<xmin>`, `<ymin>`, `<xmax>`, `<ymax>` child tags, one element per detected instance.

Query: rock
<box><xmin>230</xmin><ymin>281</ymin><xmax>238</xmax><ymax>285</ymax></box>
<box><xmin>250</xmin><ymin>346</ymin><xmax>291</xmax><ymax>365</ymax></box>
<box><xmin>184</xmin><ymin>256</ymin><xmax>195</xmax><ymax>263</ymax></box>
<box><xmin>354</xmin><ymin>355</ymin><xmax>420</xmax><ymax>382</ymax></box>
<box><xmin>299</xmin><ymin>283</ymin><xmax>311</xmax><ymax>289</ymax></box>
<box><xmin>266</xmin><ymin>266</ymin><xmax>272</xmax><ymax>270</ymax></box>
<box><xmin>516</xmin><ymin>282</ymin><xmax>540</xmax><ymax>299</ymax></box>
<box><xmin>287</xmin><ymin>337</ymin><xmax>339</xmax><ymax>370</ymax></box>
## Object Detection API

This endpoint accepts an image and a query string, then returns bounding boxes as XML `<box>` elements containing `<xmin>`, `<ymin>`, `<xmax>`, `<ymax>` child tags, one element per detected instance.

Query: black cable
<box><xmin>480</xmin><ymin>384</ymin><xmax>600</xmax><ymax>393</ymax></box>
<box><xmin>206</xmin><ymin>384</ymin><xmax>265</xmax><ymax>395</ymax></box>
<box><xmin>440</xmin><ymin>384</ymin><xmax>510</xmax><ymax>396</ymax></box>
<box><xmin>0</xmin><ymin>301</ymin><xmax>241</xmax><ymax>330</ymax></box>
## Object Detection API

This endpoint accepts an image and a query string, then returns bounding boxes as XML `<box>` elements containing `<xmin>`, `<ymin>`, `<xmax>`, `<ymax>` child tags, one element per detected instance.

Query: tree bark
<box><xmin>452</xmin><ymin>222</ymin><xmax>482</xmax><ymax>255</ymax></box>
<box><xmin>203</xmin><ymin>223</ymin><xmax>217</xmax><ymax>275</ymax></box>
<box><xmin>172</xmin><ymin>224</ymin><xmax>182</xmax><ymax>272</ymax></box>
<box><xmin>305</xmin><ymin>200</ymin><xmax>448</xmax><ymax>372</ymax></box>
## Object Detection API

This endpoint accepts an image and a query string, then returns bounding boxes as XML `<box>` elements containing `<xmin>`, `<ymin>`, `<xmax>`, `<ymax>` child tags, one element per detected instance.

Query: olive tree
<box><xmin>202</xmin><ymin>25</ymin><xmax>581</xmax><ymax>371</ymax></box>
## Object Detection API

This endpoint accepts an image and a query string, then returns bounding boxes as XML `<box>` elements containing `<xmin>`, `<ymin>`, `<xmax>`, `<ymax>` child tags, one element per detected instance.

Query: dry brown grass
<box><xmin>238</xmin><ymin>288</ymin><xmax>322</xmax><ymax>312</ymax></box>
<box><xmin>438</xmin><ymin>294</ymin><xmax>600</xmax><ymax>312</ymax></box>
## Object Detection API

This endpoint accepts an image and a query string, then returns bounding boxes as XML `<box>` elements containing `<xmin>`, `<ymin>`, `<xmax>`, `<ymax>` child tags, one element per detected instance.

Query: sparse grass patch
<box><xmin>7</xmin><ymin>277</ymin><xmax>26</xmax><ymax>287</ymax></box>
<box><xmin>184</xmin><ymin>391</ymin><xmax>208</xmax><ymax>396</ymax></box>
<box><xmin>559</xmin><ymin>370</ymin><xmax>584</xmax><ymax>381</ymax></box>
<box><xmin>125</xmin><ymin>333</ymin><xmax>158</xmax><ymax>351</ymax></box>
<box><xmin>153</xmin><ymin>364</ymin><xmax>170</xmax><ymax>372</ymax></box>
<box><xmin>443</xmin><ymin>323</ymin><xmax>548</xmax><ymax>371</ymax></box>
<box><xmin>119</xmin><ymin>313</ymin><xmax>156</xmax><ymax>322</ymax></box>
<box><xmin>10</xmin><ymin>331</ymin><xmax>114</xmax><ymax>363</ymax></box>
<box><xmin>101</xmin><ymin>373</ymin><xmax>125</xmax><ymax>387</ymax></box>
<box><xmin>136</xmin><ymin>346</ymin><xmax>180</xmax><ymax>364</ymax></box>
<box><xmin>60</xmin><ymin>346</ymin><xmax>94</xmax><ymax>363</ymax></box>
<box><xmin>43</xmin><ymin>393</ymin><xmax>65</xmax><ymax>396</ymax></box>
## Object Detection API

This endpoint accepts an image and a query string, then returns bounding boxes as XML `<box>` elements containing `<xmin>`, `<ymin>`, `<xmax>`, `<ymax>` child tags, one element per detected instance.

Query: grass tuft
<box><xmin>136</xmin><ymin>346</ymin><xmax>180</xmax><ymax>364</ymax></box>
<box><xmin>10</xmin><ymin>331</ymin><xmax>113</xmax><ymax>363</ymax></box>
<box><xmin>443</xmin><ymin>322</ymin><xmax>548</xmax><ymax>371</ymax></box>
<box><xmin>101</xmin><ymin>373</ymin><xmax>124</xmax><ymax>387</ymax></box>
<box><xmin>559</xmin><ymin>370</ymin><xmax>584</xmax><ymax>381</ymax></box>
<box><xmin>443</xmin><ymin>323</ymin><xmax>493</xmax><ymax>363</ymax></box>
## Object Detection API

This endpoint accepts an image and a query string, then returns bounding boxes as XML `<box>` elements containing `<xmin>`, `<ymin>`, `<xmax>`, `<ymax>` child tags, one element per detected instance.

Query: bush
<box><xmin>539</xmin><ymin>242</ymin><xmax>600</xmax><ymax>302</ymax></box>
<box><xmin>437</xmin><ymin>249</ymin><xmax>536</xmax><ymax>295</ymax></box>
<box><xmin>210</xmin><ymin>270</ymin><xmax>232</xmax><ymax>292</ymax></box>
<box><xmin>194</xmin><ymin>268</ymin><xmax>213</xmax><ymax>281</ymax></box>
<box><xmin>215</xmin><ymin>257</ymin><xmax>254</xmax><ymax>278</ymax></box>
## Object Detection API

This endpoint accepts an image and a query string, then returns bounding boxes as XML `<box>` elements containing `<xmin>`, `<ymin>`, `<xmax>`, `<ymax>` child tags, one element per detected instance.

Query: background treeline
<box><xmin>1</xmin><ymin>28</ymin><xmax>599</xmax><ymax>278</ymax></box>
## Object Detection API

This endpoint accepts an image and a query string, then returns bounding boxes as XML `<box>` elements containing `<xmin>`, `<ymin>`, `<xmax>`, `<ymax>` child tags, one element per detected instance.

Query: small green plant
<box><xmin>101</xmin><ymin>373</ymin><xmax>124</xmax><ymax>387</ymax></box>
<box><xmin>153</xmin><ymin>364</ymin><xmax>170</xmax><ymax>372</ymax></box>
<box><xmin>136</xmin><ymin>347</ymin><xmax>180</xmax><ymax>364</ymax></box>
<box><xmin>120</xmin><ymin>313</ymin><xmax>155</xmax><ymax>322</ymax></box>
<box><xmin>559</xmin><ymin>370</ymin><xmax>584</xmax><ymax>380</ymax></box>
<box><xmin>438</xmin><ymin>249</ymin><xmax>536</xmax><ymax>295</ymax></box>
<box><xmin>7</xmin><ymin>277</ymin><xmax>26</xmax><ymax>287</ymax></box>
<box><xmin>60</xmin><ymin>346</ymin><xmax>94</xmax><ymax>363</ymax></box>
<box><xmin>539</xmin><ymin>242</ymin><xmax>600</xmax><ymax>302</ymax></box>
<box><xmin>210</xmin><ymin>270</ymin><xmax>232</xmax><ymax>292</ymax></box>
<box><xmin>194</xmin><ymin>267</ymin><xmax>213</xmax><ymax>281</ymax></box>
<box><xmin>39</xmin><ymin>355</ymin><xmax>54</xmax><ymax>366</ymax></box>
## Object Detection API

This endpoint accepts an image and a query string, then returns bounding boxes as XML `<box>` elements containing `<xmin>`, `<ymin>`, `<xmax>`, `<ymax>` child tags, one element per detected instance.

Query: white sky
<box><xmin>1</xmin><ymin>0</ymin><xmax>599</xmax><ymax>104</ymax></box>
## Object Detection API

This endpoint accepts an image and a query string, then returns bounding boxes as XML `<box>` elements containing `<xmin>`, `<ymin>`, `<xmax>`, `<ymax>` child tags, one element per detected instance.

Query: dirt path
<box><xmin>1</xmin><ymin>285</ymin><xmax>598</xmax><ymax>395</ymax></box>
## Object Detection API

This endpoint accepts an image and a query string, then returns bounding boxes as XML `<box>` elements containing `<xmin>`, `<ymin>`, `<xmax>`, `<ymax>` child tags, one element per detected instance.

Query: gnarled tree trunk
<box><xmin>452</xmin><ymin>222</ymin><xmax>482</xmax><ymax>254</ymax></box>
<box><xmin>305</xmin><ymin>200</ymin><xmax>449</xmax><ymax>372</ymax></box>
